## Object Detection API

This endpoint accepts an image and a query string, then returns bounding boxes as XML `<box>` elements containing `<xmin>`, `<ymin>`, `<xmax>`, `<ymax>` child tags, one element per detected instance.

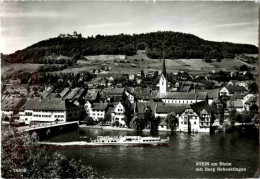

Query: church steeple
<box><xmin>162</xmin><ymin>58</ymin><xmax>167</xmax><ymax>78</ymax></box>
<box><xmin>158</xmin><ymin>57</ymin><xmax>168</xmax><ymax>94</ymax></box>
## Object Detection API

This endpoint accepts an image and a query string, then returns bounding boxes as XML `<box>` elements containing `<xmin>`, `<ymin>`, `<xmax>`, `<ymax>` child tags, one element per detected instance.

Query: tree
<box><xmin>143</xmin><ymin>106</ymin><xmax>154</xmax><ymax>129</ymax></box>
<box><xmin>122</xmin><ymin>99</ymin><xmax>134</xmax><ymax>128</ymax></box>
<box><xmin>229</xmin><ymin>109</ymin><xmax>237</xmax><ymax>127</ymax></box>
<box><xmin>248</xmin><ymin>81</ymin><xmax>258</xmax><ymax>94</ymax></box>
<box><xmin>1</xmin><ymin>126</ymin><xmax>100</xmax><ymax>178</ymax></box>
<box><xmin>130</xmin><ymin>115</ymin><xmax>145</xmax><ymax>132</ymax></box>
<box><xmin>112</xmin><ymin>121</ymin><xmax>120</xmax><ymax>127</ymax></box>
<box><xmin>84</xmin><ymin>116</ymin><xmax>94</xmax><ymax>125</ymax></box>
<box><xmin>165</xmin><ymin>113</ymin><xmax>179</xmax><ymax>131</ymax></box>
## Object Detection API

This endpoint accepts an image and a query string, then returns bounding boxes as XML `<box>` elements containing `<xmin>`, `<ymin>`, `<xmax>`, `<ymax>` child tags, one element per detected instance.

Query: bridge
<box><xmin>18</xmin><ymin>121</ymin><xmax>79</xmax><ymax>139</ymax></box>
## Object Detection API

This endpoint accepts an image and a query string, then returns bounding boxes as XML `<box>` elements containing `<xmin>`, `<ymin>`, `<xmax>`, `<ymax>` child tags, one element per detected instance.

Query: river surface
<box><xmin>44</xmin><ymin>128</ymin><xmax>259</xmax><ymax>178</ymax></box>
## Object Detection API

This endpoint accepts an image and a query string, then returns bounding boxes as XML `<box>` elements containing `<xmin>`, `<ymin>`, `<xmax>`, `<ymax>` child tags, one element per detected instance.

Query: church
<box><xmin>157</xmin><ymin>59</ymin><xmax>208</xmax><ymax>104</ymax></box>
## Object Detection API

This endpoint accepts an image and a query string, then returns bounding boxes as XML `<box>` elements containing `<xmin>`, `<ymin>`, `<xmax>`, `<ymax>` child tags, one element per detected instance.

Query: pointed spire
<box><xmin>162</xmin><ymin>58</ymin><xmax>167</xmax><ymax>78</ymax></box>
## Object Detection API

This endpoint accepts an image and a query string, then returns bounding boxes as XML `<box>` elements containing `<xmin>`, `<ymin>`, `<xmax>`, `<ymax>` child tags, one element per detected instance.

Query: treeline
<box><xmin>39</xmin><ymin>72</ymin><xmax>96</xmax><ymax>91</ymax></box>
<box><xmin>4</xmin><ymin>31</ymin><xmax>258</xmax><ymax>63</ymax></box>
<box><xmin>38</xmin><ymin>65</ymin><xmax>68</xmax><ymax>72</ymax></box>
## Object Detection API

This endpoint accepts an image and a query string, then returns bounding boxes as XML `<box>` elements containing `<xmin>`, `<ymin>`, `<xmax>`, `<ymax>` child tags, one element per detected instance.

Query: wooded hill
<box><xmin>3</xmin><ymin>31</ymin><xmax>258</xmax><ymax>63</ymax></box>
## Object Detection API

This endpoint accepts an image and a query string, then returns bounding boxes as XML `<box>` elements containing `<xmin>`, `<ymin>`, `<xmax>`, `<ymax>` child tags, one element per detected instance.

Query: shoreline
<box><xmin>79</xmin><ymin>125</ymin><xmax>172</xmax><ymax>132</ymax></box>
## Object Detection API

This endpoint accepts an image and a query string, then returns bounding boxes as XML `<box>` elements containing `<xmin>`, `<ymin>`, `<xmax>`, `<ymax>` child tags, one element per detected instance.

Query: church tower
<box><xmin>159</xmin><ymin>58</ymin><xmax>168</xmax><ymax>93</ymax></box>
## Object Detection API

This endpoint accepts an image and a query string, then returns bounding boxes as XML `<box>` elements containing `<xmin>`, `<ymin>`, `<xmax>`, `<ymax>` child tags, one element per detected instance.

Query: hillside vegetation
<box><xmin>3</xmin><ymin>31</ymin><xmax>258</xmax><ymax>63</ymax></box>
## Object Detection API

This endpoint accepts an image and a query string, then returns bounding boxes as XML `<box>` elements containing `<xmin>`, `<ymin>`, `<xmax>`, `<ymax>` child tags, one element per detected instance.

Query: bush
<box><xmin>1</xmin><ymin>127</ymin><xmax>101</xmax><ymax>178</ymax></box>
<box><xmin>112</xmin><ymin>121</ymin><xmax>120</xmax><ymax>127</ymax></box>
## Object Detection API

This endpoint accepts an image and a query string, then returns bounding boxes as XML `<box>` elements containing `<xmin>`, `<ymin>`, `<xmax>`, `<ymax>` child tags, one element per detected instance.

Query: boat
<box><xmin>87</xmin><ymin>136</ymin><xmax>170</xmax><ymax>146</ymax></box>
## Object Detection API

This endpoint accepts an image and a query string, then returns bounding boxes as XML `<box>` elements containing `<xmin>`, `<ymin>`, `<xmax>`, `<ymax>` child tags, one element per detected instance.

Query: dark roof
<box><xmin>2</xmin><ymin>97</ymin><xmax>25</xmax><ymax>111</ymax></box>
<box><xmin>60</xmin><ymin>87</ymin><xmax>70</xmax><ymax>98</ymax></box>
<box><xmin>102</xmin><ymin>88</ymin><xmax>125</xmax><ymax>96</ymax></box>
<box><xmin>190</xmin><ymin>101</ymin><xmax>211</xmax><ymax>116</ymax></box>
<box><xmin>224</xmin><ymin>86</ymin><xmax>247</xmax><ymax>92</ymax></box>
<box><xmin>156</xmin><ymin>104</ymin><xmax>187</xmax><ymax>114</ymax></box>
<box><xmin>196</xmin><ymin>89</ymin><xmax>219</xmax><ymax>99</ymax></box>
<box><xmin>106</xmin><ymin>107</ymin><xmax>114</xmax><ymax>115</ymax></box>
<box><xmin>157</xmin><ymin>92</ymin><xmax>207</xmax><ymax>100</ymax></box>
<box><xmin>92</xmin><ymin>103</ymin><xmax>108</xmax><ymax>110</ymax></box>
<box><xmin>85</xmin><ymin>89</ymin><xmax>99</xmax><ymax>101</ymax></box>
<box><xmin>22</xmin><ymin>98</ymin><xmax>77</xmax><ymax>111</ymax></box>
<box><xmin>136</xmin><ymin>100</ymin><xmax>164</xmax><ymax>114</ymax></box>
<box><xmin>230</xmin><ymin>93</ymin><xmax>248</xmax><ymax>101</ymax></box>
<box><xmin>60</xmin><ymin>87</ymin><xmax>86</xmax><ymax>100</ymax></box>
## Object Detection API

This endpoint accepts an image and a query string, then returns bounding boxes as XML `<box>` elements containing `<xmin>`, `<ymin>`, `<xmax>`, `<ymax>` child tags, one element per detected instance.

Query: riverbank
<box><xmin>79</xmin><ymin>125</ymin><xmax>172</xmax><ymax>132</ymax></box>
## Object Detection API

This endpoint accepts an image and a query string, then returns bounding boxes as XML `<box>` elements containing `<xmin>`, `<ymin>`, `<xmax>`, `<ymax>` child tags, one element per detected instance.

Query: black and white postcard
<box><xmin>1</xmin><ymin>1</ymin><xmax>259</xmax><ymax>178</ymax></box>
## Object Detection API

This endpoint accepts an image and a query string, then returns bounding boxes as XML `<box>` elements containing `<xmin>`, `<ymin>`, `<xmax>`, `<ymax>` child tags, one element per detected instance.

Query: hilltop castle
<box><xmin>58</xmin><ymin>31</ymin><xmax>82</xmax><ymax>39</ymax></box>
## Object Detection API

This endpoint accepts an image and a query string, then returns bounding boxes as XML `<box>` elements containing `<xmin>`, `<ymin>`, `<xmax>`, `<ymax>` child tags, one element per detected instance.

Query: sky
<box><xmin>1</xmin><ymin>1</ymin><xmax>259</xmax><ymax>54</ymax></box>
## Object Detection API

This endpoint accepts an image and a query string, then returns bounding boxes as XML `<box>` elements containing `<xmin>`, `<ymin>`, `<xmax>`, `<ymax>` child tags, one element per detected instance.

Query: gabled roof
<box><xmin>102</xmin><ymin>88</ymin><xmax>125</xmax><ymax>96</ymax></box>
<box><xmin>230</xmin><ymin>93</ymin><xmax>248</xmax><ymax>101</ymax></box>
<box><xmin>60</xmin><ymin>87</ymin><xmax>86</xmax><ymax>101</ymax></box>
<box><xmin>22</xmin><ymin>98</ymin><xmax>77</xmax><ymax>111</ymax></box>
<box><xmin>156</xmin><ymin>104</ymin><xmax>187</xmax><ymax>114</ymax></box>
<box><xmin>224</xmin><ymin>86</ymin><xmax>247</xmax><ymax>93</ymax></box>
<box><xmin>60</xmin><ymin>87</ymin><xmax>70</xmax><ymax>98</ymax></box>
<box><xmin>2</xmin><ymin>97</ymin><xmax>26</xmax><ymax>111</ymax></box>
<box><xmin>92</xmin><ymin>103</ymin><xmax>108</xmax><ymax>110</ymax></box>
<box><xmin>190</xmin><ymin>101</ymin><xmax>211</xmax><ymax>116</ymax></box>
<box><xmin>85</xmin><ymin>89</ymin><xmax>99</xmax><ymax>101</ymax></box>
<box><xmin>196</xmin><ymin>89</ymin><xmax>219</xmax><ymax>99</ymax></box>
<box><xmin>136</xmin><ymin>99</ymin><xmax>163</xmax><ymax>114</ymax></box>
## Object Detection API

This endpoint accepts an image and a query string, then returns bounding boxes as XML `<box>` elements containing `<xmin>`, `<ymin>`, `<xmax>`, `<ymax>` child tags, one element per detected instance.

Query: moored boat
<box><xmin>88</xmin><ymin>136</ymin><xmax>170</xmax><ymax>146</ymax></box>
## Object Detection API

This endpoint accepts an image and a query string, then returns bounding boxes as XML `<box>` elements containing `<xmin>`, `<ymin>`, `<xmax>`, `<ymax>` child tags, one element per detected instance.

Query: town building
<box><xmin>19</xmin><ymin>98</ymin><xmax>80</xmax><ymax>124</ymax></box>
<box><xmin>220</xmin><ymin>86</ymin><xmax>248</xmax><ymax>96</ymax></box>
<box><xmin>1</xmin><ymin>96</ymin><xmax>26</xmax><ymax>119</ymax></box>
<box><xmin>178</xmin><ymin>101</ymin><xmax>212</xmax><ymax>133</ymax></box>
<box><xmin>84</xmin><ymin>101</ymin><xmax>108</xmax><ymax>121</ymax></box>
<box><xmin>157</xmin><ymin>92</ymin><xmax>208</xmax><ymax>104</ymax></box>
<box><xmin>60</xmin><ymin>87</ymin><xmax>86</xmax><ymax>106</ymax></box>
<box><xmin>111</xmin><ymin>102</ymin><xmax>126</xmax><ymax>126</ymax></box>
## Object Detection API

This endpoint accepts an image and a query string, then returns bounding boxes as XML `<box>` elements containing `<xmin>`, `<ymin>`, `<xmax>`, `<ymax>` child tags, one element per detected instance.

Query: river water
<box><xmin>44</xmin><ymin>128</ymin><xmax>259</xmax><ymax>178</ymax></box>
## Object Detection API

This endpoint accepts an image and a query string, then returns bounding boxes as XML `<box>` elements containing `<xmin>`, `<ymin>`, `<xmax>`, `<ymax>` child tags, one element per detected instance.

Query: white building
<box><xmin>178</xmin><ymin>101</ymin><xmax>212</xmax><ymax>133</ymax></box>
<box><xmin>84</xmin><ymin>101</ymin><xmax>108</xmax><ymax>121</ymax></box>
<box><xmin>111</xmin><ymin>102</ymin><xmax>126</xmax><ymax>126</ymax></box>
<box><xmin>19</xmin><ymin>98</ymin><xmax>80</xmax><ymax>124</ymax></box>
<box><xmin>157</xmin><ymin>92</ymin><xmax>207</xmax><ymax>104</ymax></box>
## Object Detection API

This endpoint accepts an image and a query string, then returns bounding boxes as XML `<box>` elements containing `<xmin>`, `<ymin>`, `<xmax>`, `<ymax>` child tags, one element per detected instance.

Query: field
<box><xmin>2</xmin><ymin>51</ymin><xmax>257</xmax><ymax>78</ymax></box>
<box><xmin>2</xmin><ymin>64</ymin><xmax>42</xmax><ymax>75</ymax></box>
<box><xmin>62</xmin><ymin>50</ymin><xmax>257</xmax><ymax>77</ymax></box>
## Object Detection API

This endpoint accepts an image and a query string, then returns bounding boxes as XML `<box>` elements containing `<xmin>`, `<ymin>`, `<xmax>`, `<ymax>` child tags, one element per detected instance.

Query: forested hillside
<box><xmin>3</xmin><ymin>31</ymin><xmax>258</xmax><ymax>63</ymax></box>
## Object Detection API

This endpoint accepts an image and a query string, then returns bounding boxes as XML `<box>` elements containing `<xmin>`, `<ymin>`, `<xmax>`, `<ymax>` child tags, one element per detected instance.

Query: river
<box><xmin>44</xmin><ymin>127</ymin><xmax>259</xmax><ymax>178</ymax></box>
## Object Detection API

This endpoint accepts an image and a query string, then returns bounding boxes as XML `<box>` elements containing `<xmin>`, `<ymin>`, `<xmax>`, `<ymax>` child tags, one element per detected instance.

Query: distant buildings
<box><xmin>220</xmin><ymin>86</ymin><xmax>248</xmax><ymax>96</ymax></box>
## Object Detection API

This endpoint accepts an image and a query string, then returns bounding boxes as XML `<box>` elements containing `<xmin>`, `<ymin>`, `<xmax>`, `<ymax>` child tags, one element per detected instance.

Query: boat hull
<box><xmin>87</xmin><ymin>139</ymin><xmax>170</xmax><ymax>146</ymax></box>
